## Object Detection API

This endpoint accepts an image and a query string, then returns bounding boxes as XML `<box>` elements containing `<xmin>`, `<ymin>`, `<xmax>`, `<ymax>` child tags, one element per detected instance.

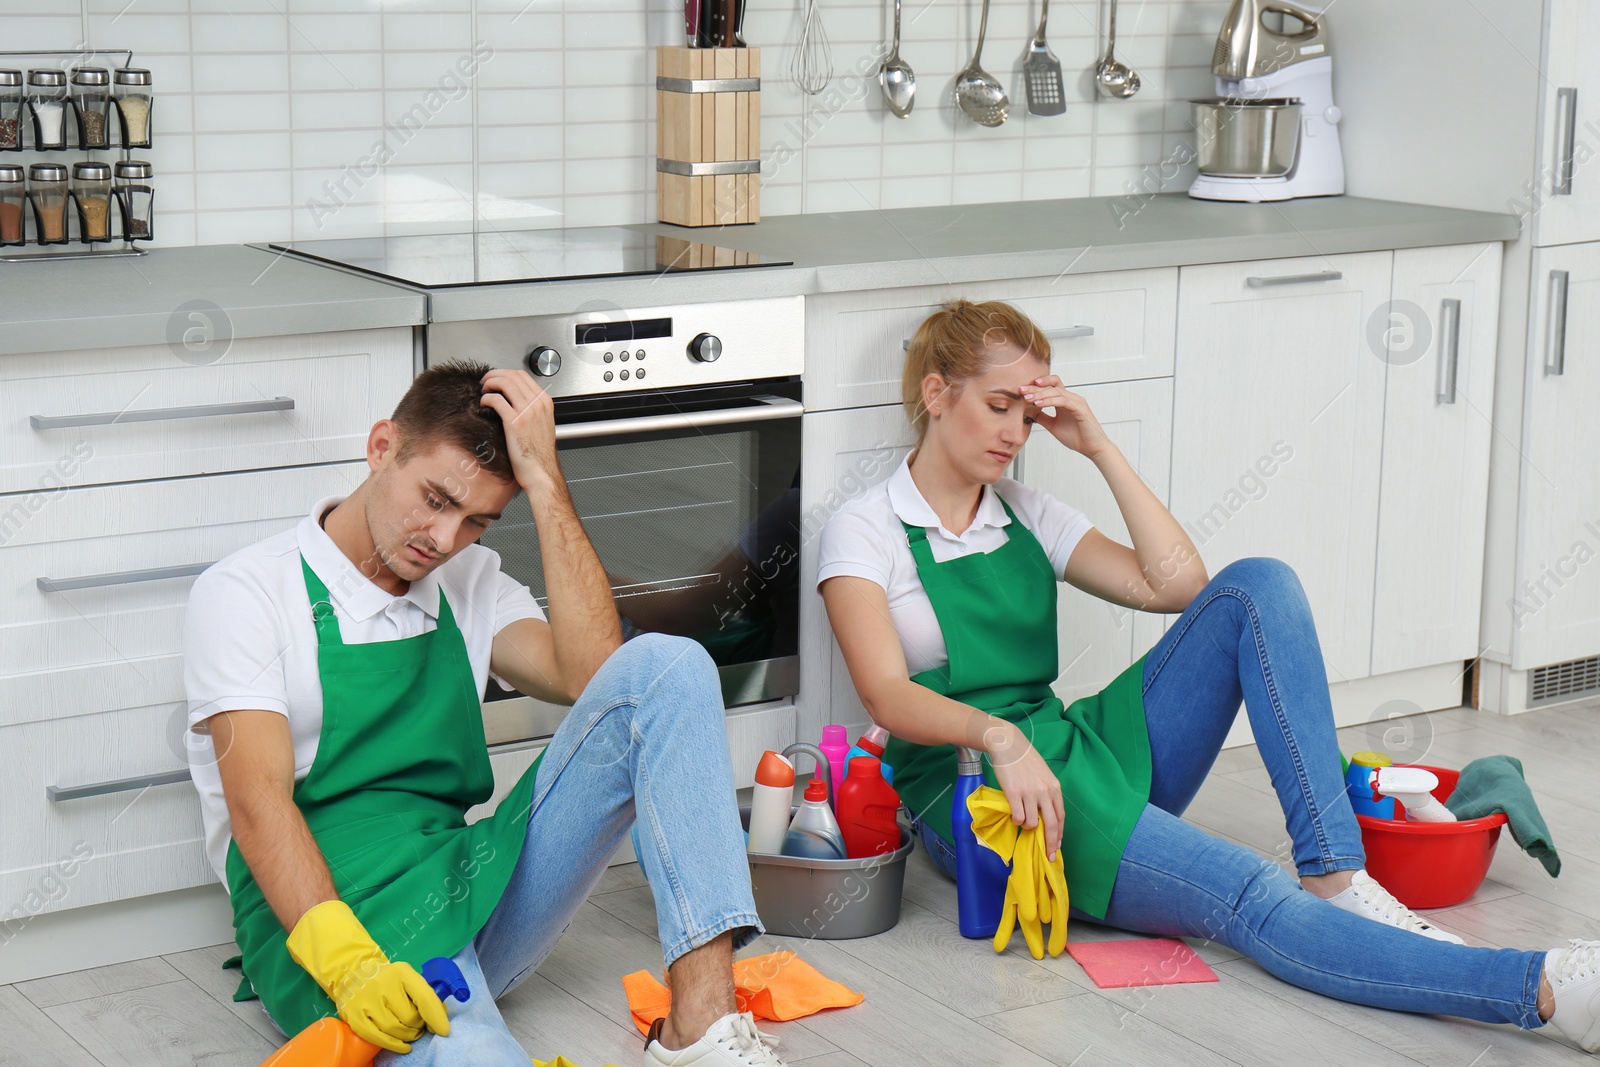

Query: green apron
<box><xmin>221</xmin><ymin>555</ymin><xmax>544</xmax><ymax>1036</ymax></box>
<box><xmin>881</xmin><ymin>496</ymin><xmax>1152</xmax><ymax>919</ymax></box>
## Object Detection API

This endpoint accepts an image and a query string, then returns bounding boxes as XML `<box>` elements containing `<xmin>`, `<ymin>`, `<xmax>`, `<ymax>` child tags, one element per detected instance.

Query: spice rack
<box><xmin>0</xmin><ymin>47</ymin><xmax>153</xmax><ymax>262</ymax></box>
<box><xmin>655</xmin><ymin>46</ymin><xmax>760</xmax><ymax>227</ymax></box>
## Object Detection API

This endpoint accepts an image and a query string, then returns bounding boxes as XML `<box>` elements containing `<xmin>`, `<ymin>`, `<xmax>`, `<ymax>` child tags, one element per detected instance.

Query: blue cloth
<box><xmin>255</xmin><ymin>633</ymin><xmax>763</xmax><ymax>1066</ymax></box>
<box><xmin>916</xmin><ymin>557</ymin><xmax>1545</xmax><ymax>1029</ymax></box>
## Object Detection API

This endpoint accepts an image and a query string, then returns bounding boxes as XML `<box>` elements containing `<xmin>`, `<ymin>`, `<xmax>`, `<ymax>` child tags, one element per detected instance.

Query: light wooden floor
<box><xmin>6</xmin><ymin>700</ymin><xmax>1600</xmax><ymax>1067</ymax></box>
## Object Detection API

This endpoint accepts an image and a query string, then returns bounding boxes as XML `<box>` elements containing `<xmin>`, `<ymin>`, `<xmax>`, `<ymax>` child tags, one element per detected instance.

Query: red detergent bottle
<box><xmin>835</xmin><ymin>755</ymin><xmax>901</xmax><ymax>858</ymax></box>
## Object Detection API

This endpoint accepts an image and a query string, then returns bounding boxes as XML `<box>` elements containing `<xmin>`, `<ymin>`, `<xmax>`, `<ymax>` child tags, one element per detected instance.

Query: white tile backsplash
<box><xmin>2</xmin><ymin>0</ymin><xmax>1226</xmax><ymax>246</ymax></box>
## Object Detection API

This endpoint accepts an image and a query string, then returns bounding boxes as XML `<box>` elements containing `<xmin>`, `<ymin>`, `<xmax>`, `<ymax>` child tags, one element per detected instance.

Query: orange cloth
<box><xmin>621</xmin><ymin>951</ymin><xmax>864</xmax><ymax>1034</ymax></box>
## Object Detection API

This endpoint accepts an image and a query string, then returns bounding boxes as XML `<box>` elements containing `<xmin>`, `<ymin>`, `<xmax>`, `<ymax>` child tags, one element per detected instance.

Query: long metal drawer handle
<box><xmin>30</xmin><ymin>396</ymin><xmax>295</xmax><ymax>431</ymax></box>
<box><xmin>1245</xmin><ymin>270</ymin><xmax>1344</xmax><ymax>288</ymax></box>
<box><xmin>1436</xmin><ymin>298</ymin><xmax>1461</xmax><ymax>404</ymax></box>
<box><xmin>1556</xmin><ymin>87</ymin><xmax>1579</xmax><ymax>196</ymax></box>
<box><xmin>555</xmin><ymin>395</ymin><xmax>803</xmax><ymax>441</ymax></box>
<box><xmin>48</xmin><ymin>768</ymin><xmax>192</xmax><ymax>802</ymax></box>
<box><xmin>38</xmin><ymin>560</ymin><xmax>216</xmax><ymax>593</ymax></box>
<box><xmin>901</xmin><ymin>325</ymin><xmax>1093</xmax><ymax>351</ymax></box>
<box><xmin>1547</xmin><ymin>269</ymin><xmax>1570</xmax><ymax>376</ymax></box>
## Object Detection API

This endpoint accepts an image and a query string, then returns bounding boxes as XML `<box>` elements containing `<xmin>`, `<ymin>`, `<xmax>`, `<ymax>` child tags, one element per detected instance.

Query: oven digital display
<box><xmin>575</xmin><ymin>318</ymin><xmax>672</xmax><ymax>346</ymax></box>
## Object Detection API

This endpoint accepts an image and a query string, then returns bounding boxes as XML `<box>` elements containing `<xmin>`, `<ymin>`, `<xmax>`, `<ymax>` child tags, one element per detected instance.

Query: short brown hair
<box><xmin>901</xmin><ymin>299</ymin><xmax>1050</xmax><ymax>438</ymax></box>
<box><xmin>390</xmin><ymin>359</ymin><xmax>516</xmax><ymax>483</ymax></box>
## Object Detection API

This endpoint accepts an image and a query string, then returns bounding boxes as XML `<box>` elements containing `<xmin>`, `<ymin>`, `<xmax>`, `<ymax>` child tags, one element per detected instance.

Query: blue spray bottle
<box><xmin>952</xmin><ymin>745</ymin><xmax>1010</xmax><ymax>939</ymax></box>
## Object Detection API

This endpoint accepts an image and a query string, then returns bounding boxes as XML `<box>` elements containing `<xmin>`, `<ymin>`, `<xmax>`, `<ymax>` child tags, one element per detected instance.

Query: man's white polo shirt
<box><xmin>182</xmin><ymin>494</ymin><xmax>545</xmax><ymax>887</ymax></box>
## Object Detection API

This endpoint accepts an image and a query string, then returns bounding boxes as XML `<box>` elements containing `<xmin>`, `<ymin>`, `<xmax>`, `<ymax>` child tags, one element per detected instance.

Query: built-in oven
<box><xmin>426</xmin><ymin>296</ymin><xmax>806</xmax><ymax>745</ymax></box>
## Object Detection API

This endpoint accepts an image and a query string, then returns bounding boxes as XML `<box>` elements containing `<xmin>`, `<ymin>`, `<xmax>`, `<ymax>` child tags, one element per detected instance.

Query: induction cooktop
<box><xmin>264</xmin><ymin>227</ymin><xmax>790</xmax><ymax>289</ymax></box>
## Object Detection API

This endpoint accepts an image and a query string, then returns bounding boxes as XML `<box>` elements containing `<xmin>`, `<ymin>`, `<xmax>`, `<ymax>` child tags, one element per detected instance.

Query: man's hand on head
<box><xmin>479</xmin><ymin>368</ymin><xmax>561</xmax><ymax>497</ymax></box>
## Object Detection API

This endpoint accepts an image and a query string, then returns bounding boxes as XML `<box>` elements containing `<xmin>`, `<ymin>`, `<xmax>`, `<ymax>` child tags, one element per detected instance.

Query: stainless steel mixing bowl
<box><xmin>1190</xmin><ymin>98</ymin><xmax>1303</xmax><ymax>177</ymax></box>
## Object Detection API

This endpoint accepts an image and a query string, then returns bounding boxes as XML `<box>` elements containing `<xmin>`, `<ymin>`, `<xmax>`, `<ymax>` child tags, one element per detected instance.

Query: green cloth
<box><xmin>222</xmin><ymin>555</ymin><xmax>543</xmax><ymax>1036</ymax></box>
<box><xmin>881</xmin><ymin>496</ymin><xmax>1152</xmax><ymax>920</ymax></box>
<box><xmin>1443</xmin><ymin>755</ymin><xmax>1561</xmax><ymax>877</ymax></box>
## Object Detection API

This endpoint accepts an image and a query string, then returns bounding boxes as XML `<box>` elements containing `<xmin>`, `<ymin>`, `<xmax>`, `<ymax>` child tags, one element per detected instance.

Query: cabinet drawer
<box><xmin>1</xmin><ymin>328</ymin><xmax>411</xmax><ymax>495</ymax></box>
<box><xmin>805</xmin><ymin>268</ymin><xmax>1177</xmax><ymax>411</ymax></box>
<box><xmin>0</xmin><ymin>462</ymin><xmax>367</xmax><ymax>713</ymax></box>
<box><xmin>0</xmin><ymin>700</ymin><xmax>215</xmax><ymax>914</ymax></box>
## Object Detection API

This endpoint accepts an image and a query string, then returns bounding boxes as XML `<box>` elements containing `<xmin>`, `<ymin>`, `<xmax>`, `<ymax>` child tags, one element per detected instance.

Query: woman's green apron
<box><xmin>881</xmin><ymin>496</ymin><xmax>1152</xmax><ymax>919</ymax></box>
<box><xmin>221</xmin><ymin>555</ymin><xmax>544</xmax><ymax>1036</ymax></box>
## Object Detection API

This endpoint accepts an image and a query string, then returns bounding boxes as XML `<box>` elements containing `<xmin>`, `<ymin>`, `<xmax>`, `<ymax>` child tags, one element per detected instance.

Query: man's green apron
<box><xmin>881</xmin><ymin>496</ymin><xmax>1152</xmax><ymax>920</ymax></box>
<box><xmin>221</xmin><ymin>555</ymin><xmax>544</xmax><ymax>1036</ymax></box>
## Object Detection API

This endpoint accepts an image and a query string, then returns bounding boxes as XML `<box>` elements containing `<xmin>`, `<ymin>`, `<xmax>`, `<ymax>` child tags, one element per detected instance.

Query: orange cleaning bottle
<box><xmin>834</xmin><ymin>755</ymin><xmax>901</xmax><ymax>858</ymax></box>
<box><xmin>259</xmin><ymin>957</ymin><xmax>469</xmax><ymax>1067</ymax></box>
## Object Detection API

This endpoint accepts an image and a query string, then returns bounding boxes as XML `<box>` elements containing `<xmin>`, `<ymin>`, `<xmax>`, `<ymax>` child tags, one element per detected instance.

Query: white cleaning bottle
<box><xmin>1373</xmin><ymin>766</ymin><xmax>1457</xmax><ymax>823</ymax></box>
<box><xmin>781</xmin><ymin>779</ymin><xmax>847</xmax><ymax>860</ymax></box>
<box><xmin>748</xmin><ymin>751</ymin><xmax>795</xmax><ymax>854</ymax></box>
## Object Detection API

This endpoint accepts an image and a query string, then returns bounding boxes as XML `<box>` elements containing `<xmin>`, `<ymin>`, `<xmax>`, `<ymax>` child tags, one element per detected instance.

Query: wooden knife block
<box><xmin>656</xmin><ymin>46</ymin><xmax>760</xmax><ymax>227</ymax></box>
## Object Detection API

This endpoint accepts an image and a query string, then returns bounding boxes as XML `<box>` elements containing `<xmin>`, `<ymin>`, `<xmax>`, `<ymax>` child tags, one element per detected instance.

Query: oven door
<box><xmin>479</xmin><ymin>378</ymin><xmax>803</xmax><ymax>745</ymax></box>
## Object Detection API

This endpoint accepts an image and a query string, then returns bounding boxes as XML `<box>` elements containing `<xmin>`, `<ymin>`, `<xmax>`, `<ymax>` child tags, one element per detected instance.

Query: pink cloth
<box><xmin>1065</xmin><ymin>937</ymin><xmax>1219</xmax><ymax>989</ymax></box>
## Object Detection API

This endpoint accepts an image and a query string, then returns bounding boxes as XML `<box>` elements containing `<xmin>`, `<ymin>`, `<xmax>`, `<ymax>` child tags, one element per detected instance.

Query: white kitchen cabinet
<box><xmin>1016</xmin><ymin>377</ymin><xmax>1173</xmax><ymax>706</ymax></box>
<box><xmin>0</xmin><ymin>462</ymin><xmax>366</xmax><ymax>913</ymax></box>
<box><xmin>797</xmin><ymin>403</ymin><xmax>918</xmax><ymax>744</ymax></box>
<box><xmin>1370</xmin><ymin>244</ymin><xmax>1502</xmax><ymax>676</ymax></box>
<box><xmin>804</xmin><ymin>268</ymin><xmax>1177</xmax><ymax>412</ymax></box>
<box><xmin>0</xmin><ymin>329</ymin><xmax>411</xmax><ymax>495</ymax></box>
<box><xmin>1171</xmin><ymin>251</ymin><xmax>1393</xmax><ymax>685</ymax></box>
<box><xmin>1510</xmin><ymin>242</ymin><xmax>1600</xmax><ymax>669</ymax></box>
<box><xmin>1537</xmin><ymin>0</ymin><xmax>1600</xmax><ymax>248</ymax></box>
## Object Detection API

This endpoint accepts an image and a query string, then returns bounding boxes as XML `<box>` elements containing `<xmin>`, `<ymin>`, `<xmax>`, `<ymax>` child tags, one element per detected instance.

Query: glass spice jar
<box><xmin>112</xmin><ymin>68</ymin><xmax>153</xmax><ymax>149</ymax></box>
<box><xmin>72</xmin><ymin>161</ymin><xmax>113</xmax><ymax>244</ymax></box>
<box><xmin>28</xmin><ymin>163</ymin><xmax>68</xmax><ymax>245</ymax></box>
<box><xmin>27</xmin><ymin>69</ymin><xmax>69</xmax><ymax>151</ymax></box>
<box><xmin>70</xmin><ymin>67</ymin><xmax>112</xmax><ymax>150</ymax></box>
<box><xmin>0</xmin><ymin>71</ymin><xmax>22</xmax><ymax>151</ymax></box>
<box><xmin>113</xmin><ymin>159</ymin><xmax>154</xmax><ymax>243</ymax></box>
<box><xmin>0</xmin><ymin>165</ymin><xmax>25</xmax><ymax>245</ymax></box>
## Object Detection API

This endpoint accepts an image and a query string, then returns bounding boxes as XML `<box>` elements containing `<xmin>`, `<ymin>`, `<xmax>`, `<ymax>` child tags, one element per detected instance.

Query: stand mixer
<box><xmin>1188</xmin><ymin>0</ymin><xmax>1345</xmax><ymax>202</ymax></box>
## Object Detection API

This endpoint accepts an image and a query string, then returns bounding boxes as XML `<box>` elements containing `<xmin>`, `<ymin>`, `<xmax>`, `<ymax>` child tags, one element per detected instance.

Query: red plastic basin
<box><xmin>1354</xmin><ymin>764</ymin><xmax>1508</xmax><ymax>910</ymax></box>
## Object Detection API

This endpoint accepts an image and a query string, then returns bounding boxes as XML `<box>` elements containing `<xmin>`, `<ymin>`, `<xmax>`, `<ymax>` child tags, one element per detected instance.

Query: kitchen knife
<box><xmin>722</xmin><ymin>0</ymin><xmax>736</xmax><ymax>46</ymax></box>
<box><xmin>685</xmin><ymin>0</ymin><xmax>698</xmax><ymax>46</ymax></box>
<box><xmin>734</xmin><ymin>0</ymin><xmax>746</xmax><ymax>45</ymax></box>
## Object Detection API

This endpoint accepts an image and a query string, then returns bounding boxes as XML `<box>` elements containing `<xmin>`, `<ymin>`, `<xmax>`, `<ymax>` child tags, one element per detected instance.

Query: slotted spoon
<box><xmin>1023</xmin><ymin>0</ymin><xmax>1065</xmax><ymax>116</ymax></box>
<box><xmin>955</xmin><ymin>0</ymin><xmax>1008</xmax><ymax>126</ymax></box>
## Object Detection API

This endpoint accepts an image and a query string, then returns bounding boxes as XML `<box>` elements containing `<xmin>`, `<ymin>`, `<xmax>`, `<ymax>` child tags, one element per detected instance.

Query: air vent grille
<box><xmin>1529</xmin><ymin>655</ymin><xmax>1600</xmax><ymax>705</ymax></box>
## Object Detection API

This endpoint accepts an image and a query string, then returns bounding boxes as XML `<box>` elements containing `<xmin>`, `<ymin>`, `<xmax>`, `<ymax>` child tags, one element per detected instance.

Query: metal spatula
<box><xmin>1024</xmin><ymin>0</ymin><xmax>1066</xmax><ymax>116</ymax></box>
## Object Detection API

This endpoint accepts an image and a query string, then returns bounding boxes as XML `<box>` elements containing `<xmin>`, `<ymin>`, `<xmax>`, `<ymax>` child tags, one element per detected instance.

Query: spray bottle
<box><xmin>1372</xmin><ymin>765</ymin><xmax>1457</xmax><ymax>823</ymax></box>
<box><xmin>819</xmin><ymin>725</ymin><xmax>851</xmax><ymax>808</ymax></box>
<box><xmin>952</xmin><ymin>746</ymin><xmax>1010</xmax><ymax>939</ymax></box>
<box><xmin>260</xmin><ymin>957</ymin><xmax>469</xmax><ymax>1067</ymax></box>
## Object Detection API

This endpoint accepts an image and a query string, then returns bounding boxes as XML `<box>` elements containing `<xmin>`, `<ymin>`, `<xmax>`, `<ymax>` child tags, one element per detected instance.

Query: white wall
<box><xmin>6</xmin><ymin>0</ymin><xmax>1236</xmax><ymax>245</ymax></box>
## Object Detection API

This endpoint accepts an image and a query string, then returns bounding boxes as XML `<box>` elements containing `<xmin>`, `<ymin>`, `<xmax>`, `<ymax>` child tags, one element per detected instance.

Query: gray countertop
<box><xmin>0</xmin><ymin>195</ymin><xmax>1520</xmax><ymax>351</ymax></box>
<box><xmin>426</xmin><ymin>192</ymin><xmax>1521</xmax><ymax>321</ymax></box>
<box><xmin>0</xmin><ymin>244</ymin><xmax>427</xmax><ymax>357</ymax></box>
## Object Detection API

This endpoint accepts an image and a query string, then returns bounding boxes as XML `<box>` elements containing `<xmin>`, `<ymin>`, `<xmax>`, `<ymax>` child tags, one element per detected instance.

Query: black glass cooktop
<box><xmin>266</xmin><ymin>227</ymin><xmax>789</xmax><ymax>289</ymax></box>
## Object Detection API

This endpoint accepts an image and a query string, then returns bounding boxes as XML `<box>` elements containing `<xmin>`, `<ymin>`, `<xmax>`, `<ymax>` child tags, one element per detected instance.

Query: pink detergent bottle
<box><xmin>819</xmin><ymin>725</ymin><xmax>850</xmax><ymax>809</ymax></box>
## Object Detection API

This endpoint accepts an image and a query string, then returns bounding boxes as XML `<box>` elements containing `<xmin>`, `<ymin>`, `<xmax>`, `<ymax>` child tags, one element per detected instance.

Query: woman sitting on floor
<box><xmin>817</xmin><ymin>298</ymin><xmax>1600</xmax><ymax>1052</ymax></box>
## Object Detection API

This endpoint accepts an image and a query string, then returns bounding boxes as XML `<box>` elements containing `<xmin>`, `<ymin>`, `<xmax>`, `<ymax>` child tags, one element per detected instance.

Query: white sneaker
<box><xmin>1324</xmin><ymin>869</ymin><xmax>1466</xmax><ymax>945</ymax></box>
<box><xmin>642</xmin><ymin>1012</ymin><xmax>787</xmax><ymax>1067</ymax></box>
<box><xmin>1545</xmin><ymin>939</ymin><xmax>1600</xmax><ymax>1052</ymax></box>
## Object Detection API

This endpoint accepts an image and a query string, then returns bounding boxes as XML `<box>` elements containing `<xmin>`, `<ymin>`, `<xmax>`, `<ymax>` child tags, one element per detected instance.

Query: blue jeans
<box><xmin>348</xmin><ymin>632</ymin><xmax>762</xmax><ymax>1066</ymax></box>
<box><xmin>916</xmin><ymin>557</ymin><xmax>1546</xmax><ymax>1029</ymax></box>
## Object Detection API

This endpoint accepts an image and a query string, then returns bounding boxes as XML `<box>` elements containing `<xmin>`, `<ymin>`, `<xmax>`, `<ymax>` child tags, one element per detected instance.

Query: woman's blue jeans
<box><xmin>314</xmin><ymin>632</ymin><xmax>764</xmax><ymax>1067</ymax></box>
<box><xmin>916</xmin><ymin>557</ymin><xmax>1546</xmax><ymax>1030</ymax></box>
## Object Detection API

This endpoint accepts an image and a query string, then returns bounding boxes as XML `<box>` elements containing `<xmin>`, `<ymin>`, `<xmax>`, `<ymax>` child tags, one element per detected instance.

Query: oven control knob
<box><xmin>688</xmin><ymin>333</ymin><xmax>722</xmax><ymax>363</ymax></box>
<box><xmin>527</xmin><ymin>346</ymin><xmax>562</xmax><ymax>376</ymax></box>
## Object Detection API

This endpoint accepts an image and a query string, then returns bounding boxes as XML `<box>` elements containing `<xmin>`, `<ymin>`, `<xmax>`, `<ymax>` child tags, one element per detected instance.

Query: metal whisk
<box><xmin>791</xmin><ymin>0</ymin><xmax>833</xmax><ymax>95</ymax></box>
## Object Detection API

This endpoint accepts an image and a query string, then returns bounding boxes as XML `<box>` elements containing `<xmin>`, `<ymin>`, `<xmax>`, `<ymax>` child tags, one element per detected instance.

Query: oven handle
<box><xmin>554</xmin><ymin>395</ymin><xmax>804</xmax><ymax>441</ymax></box>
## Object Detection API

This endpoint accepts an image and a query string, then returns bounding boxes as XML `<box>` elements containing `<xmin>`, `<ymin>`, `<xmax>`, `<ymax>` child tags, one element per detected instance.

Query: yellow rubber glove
<box><xmin>286</xmin><ymin>899</ymin><xmax>451</xmax><ymax>1055</ymax></box>
<box><xmin>966</xmin><ymin>785</ymin><xmax>1069</xmax><ymax>960</ymax></box>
